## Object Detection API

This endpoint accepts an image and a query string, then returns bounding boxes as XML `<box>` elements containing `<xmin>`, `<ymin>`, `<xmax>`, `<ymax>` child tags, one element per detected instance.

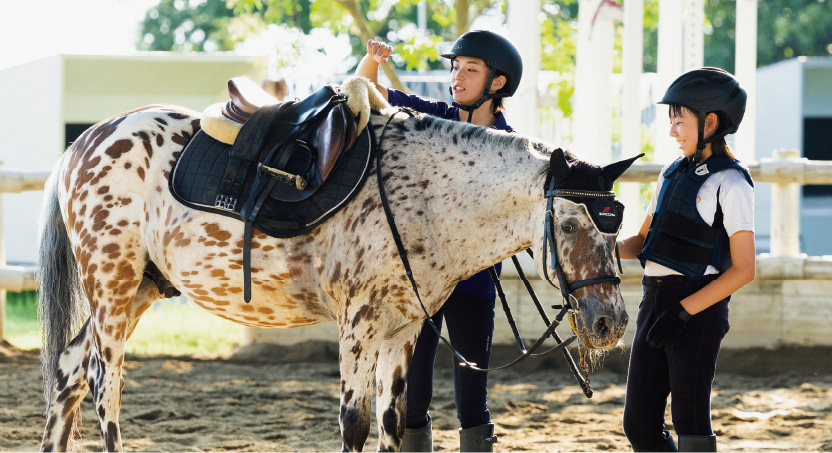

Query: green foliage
<box><xmin>641</xmin><ymin>0</ymin><xmax>832</xmax><ymax>72</ymax></box>
<box><xmin>4</xmin><ymin>291</ymin><xmax>40</xmax><ymax>349</ymax></box>
<box><xmin>139</xmin><ymin>0</ymin><xmax>238</xmax><ymax>51</ymax></box>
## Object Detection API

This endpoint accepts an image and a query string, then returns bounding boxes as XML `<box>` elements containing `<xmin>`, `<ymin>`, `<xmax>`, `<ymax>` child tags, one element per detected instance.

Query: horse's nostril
<box><xmin>593</xmin><ymin>316</ymin><xmax>612</xmax><ymax>337</ymax></box>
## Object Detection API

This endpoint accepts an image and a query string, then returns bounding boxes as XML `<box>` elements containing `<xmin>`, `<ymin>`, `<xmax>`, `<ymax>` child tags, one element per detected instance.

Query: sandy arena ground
<box><xmin>2</xmin><ymin>341</ymin><xmax>831</xmax><ymax>452</ymax></box>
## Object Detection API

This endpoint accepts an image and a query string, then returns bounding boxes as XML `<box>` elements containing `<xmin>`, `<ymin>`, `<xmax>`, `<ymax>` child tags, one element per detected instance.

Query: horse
<box><xmin>36</xmin><ymin>101</ymin><xmax>639</xmax><ymax>452</ymax></box>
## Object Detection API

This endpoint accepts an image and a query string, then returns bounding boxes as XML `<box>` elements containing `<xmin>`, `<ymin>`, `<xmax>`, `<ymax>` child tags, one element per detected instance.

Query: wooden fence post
<box><xmin>769</xmin><ymin>149</ymin><xmax>802</xmax><ymax>257</ymax></box>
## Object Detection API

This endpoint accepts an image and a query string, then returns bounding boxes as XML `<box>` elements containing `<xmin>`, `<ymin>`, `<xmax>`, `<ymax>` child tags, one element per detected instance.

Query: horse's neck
<box><xmin>386</xmin><ymin>117</ymin><xmax>546</xmax><ymax>286</ymax></box>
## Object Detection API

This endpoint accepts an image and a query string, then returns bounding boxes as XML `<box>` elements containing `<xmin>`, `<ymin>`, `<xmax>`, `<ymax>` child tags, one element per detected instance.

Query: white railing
<box><xmin>0</xmin><ymin>168</ymin><xmax>49</xmax><ymax>340</ymax></box>
<box><xmin>2</xmin><ymin>151</ymin><xmax>831</xmax><ymax>340</ymax></box>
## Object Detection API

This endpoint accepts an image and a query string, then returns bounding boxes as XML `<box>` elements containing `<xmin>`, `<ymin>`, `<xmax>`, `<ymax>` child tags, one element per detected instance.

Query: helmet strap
<box><xmin>449</xmin><ymin>66</ymin><xmax>501</xmax><ymax>124</ymax></box>
<box><xmin>691</xmin><ymin>111</ymin><xmax>733</xmax><ymax>164</ymax></box>
<box><xmin>692</xmin><ymin>111</ymin><xmax>708</xmax><ymax>164</ymax></box>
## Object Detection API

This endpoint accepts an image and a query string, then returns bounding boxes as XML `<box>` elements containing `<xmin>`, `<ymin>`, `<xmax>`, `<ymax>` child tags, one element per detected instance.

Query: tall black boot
<box><xmin>678</xmin><ymin>434</ymin><xmax>716</xmax><ymax>452</ymax></box>
<box><xmin>400</xmin><ymin>419</ymin><xmax>433</xmax><ymax>452</ymax></box>
<box><xmin>459</xmin><ymin>423</ymin><xmax>497</xmax><ymax>452</ymax></box>
<box><xmin>633</xmin><ymin>430</ymin><xmax>678</xmax><ymax>452</ymax></box>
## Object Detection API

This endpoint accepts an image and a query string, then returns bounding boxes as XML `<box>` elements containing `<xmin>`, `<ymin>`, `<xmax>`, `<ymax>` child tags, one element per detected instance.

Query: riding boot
<box><xmin>459</xmin><ymin>423</ymin><xmax>497</xmax><ymax>452</ymax></box>
<box><xmin>400</xmin><ymin>419</ymin><xmax>433</xmax><ymax>452</ymax></box>
<box><xmin>633</xmin><ymin>430</ymin><xmax>678</xmax><ymax>452</ymax></box>
<box><xmin>678</xmin><ymin>434</ymin><xmax>717</xmax><ymax>452</ymax></box>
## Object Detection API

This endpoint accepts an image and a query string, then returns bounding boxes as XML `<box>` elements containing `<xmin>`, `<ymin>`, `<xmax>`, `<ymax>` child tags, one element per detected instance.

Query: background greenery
<box><xmin>4</xmin><ymin>291</ymin><xmax>247</xmax><ymax>355</ymax></box>
<box><xmin>138</xmin><ymin>0</ymin><xmax>832</xmax><ymax>111</ymax></box>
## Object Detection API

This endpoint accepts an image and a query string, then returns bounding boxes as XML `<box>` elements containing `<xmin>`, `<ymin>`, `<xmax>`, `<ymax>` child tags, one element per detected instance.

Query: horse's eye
<box><xmin>561</xmin><ymin>222</ymin><xmax>577</xmax><ymax>234</ymax></box>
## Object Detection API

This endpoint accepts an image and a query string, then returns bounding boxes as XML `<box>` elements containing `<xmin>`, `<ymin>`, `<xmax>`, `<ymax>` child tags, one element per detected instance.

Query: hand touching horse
<box><xmin>37</xmin><ymin>103</ymin><xmax>639</xmax><ymax>451</ymax></box>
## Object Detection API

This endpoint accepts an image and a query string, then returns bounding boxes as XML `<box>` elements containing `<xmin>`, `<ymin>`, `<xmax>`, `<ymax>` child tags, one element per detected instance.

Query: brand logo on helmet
<box><xmin>695</xmin><ymin>165</ymin><xmax>709</xmax><ymax>176</ymax></box>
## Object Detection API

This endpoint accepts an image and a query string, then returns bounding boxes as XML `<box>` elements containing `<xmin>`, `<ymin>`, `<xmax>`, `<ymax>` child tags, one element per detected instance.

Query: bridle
<box><xmin>375</xmin><ymin>109</ymin><xmax>623</xmax><ymax>397</ymax></box>
<box><xmin>542</xmin><ymin>177</ymin><xmax>623</xmax><ymax>311</ymax></box>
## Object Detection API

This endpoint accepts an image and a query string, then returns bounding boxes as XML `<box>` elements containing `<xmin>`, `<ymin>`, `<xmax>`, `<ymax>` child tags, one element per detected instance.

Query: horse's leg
<box><xmin>338</xmin><ymin>309</ymin><xmax>385</xmax><ymax>452</ymax></box>
<box><xmin>86</xmin><ymin>272</ymin><xmax>157</xmax><ymax>452</ymax></box>
<box><xmin>375</xmin><ymin>324</ymin><xmax>421</xmax><ymax>452</ymax></box>
<box><xmin>41</xmin><ymin>319</ymin><xmax>94</xmax><ymax>452</ymax></box>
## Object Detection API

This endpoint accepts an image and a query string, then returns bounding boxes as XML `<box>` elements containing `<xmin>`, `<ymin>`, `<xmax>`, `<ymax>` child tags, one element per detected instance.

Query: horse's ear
<box><xmin>602</xmin><ymin>153</ymin><xmax>645</xmax><ymax>186</ymax></box>
<box><xmin>549</xmin><ymin>148</ymin><xmax>572</xmax><ymax>183</ymax></box>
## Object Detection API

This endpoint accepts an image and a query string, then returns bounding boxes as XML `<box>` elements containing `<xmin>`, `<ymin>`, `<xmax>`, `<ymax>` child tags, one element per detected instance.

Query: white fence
<box><xmin>1</xmin><ymin>151</ymin><xmax>831</xmax><ymax>344</ymax></box>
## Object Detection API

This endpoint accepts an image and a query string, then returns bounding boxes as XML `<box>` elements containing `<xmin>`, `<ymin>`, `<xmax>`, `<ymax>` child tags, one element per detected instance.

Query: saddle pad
<box><xmin>169</xmin><ymin>124</ymin><xmax>374</xmax><ymax>238</ymax></box>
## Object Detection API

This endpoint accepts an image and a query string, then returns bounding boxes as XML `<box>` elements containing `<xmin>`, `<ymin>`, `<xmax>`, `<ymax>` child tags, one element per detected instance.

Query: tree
<box><xmin>138</xmin><ymin>0</ymin><xmax>237</xmax><ymax>52</ymax></box>
<box><xmin>640</xmin><ymin>0</ymin><xmax>832</xmax><ymax>73</ymax></box>
<box><xmin>139</xmin><ymin>0</ymin><xmax>502</xmax><ymax>90</ymax></box>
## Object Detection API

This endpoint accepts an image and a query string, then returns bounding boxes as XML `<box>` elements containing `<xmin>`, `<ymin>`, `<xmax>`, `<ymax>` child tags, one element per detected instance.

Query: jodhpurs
<box><xmin>405</xmin><ymin>290</ymin><xmax>495</xmax><ymax>430</ymax></box>
<box><xmin>623</xmin><ymin>274</ymin><xmax>730</xmax><ymax>449</ymax></box>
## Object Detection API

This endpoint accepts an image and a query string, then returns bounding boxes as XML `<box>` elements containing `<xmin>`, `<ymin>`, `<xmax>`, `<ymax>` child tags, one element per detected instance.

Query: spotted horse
<box><xmin>37</xmin><ymin>95</ymin><xmax>641</xmax><ymax>451</ymax></box>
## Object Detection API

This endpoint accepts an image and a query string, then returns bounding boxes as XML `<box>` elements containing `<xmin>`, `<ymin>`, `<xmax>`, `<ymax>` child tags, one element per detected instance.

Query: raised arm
<box><xmin>354</xmin><ymin>40</ymin><xmax>393</xmax><ymax>101</ymax></box>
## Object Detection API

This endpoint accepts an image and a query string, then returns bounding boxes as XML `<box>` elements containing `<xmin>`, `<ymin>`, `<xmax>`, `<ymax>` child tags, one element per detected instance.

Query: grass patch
<box><xmin>4</xmin><ymin>290</ymin><xmax>40</xmax><ymax>350</ymax></box>
<box><xmin>4</xmin><ymin>292</ymin><xmax>247</xmax><ymax>356</ymax></box>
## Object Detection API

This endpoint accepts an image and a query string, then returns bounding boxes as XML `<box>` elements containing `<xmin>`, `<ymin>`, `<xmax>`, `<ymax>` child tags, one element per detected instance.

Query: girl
<box><xmin>354</xmin><ymin>30</ymin><xmax>522</xmax><ymax>452</ymax></box>
<box><xmin>617</xmin><ymin>67</ymin><xmax>756</xmax><ymax>452</ymax></box>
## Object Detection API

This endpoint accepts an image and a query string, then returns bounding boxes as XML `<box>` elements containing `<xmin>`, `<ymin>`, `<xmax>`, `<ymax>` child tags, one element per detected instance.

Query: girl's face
<box><xmin>668</xmin><ymin>107</ymin><xmax>700</xmax><ymax>158</ymax></box>
<box><xmin>450</xmin><ymin>56</ymin><xmax>490</xmax><ymax>105</ymax></box>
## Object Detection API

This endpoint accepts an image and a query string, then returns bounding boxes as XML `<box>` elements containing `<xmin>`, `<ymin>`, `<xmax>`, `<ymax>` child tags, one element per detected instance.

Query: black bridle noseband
<box><xmin>375</xmin><ymin>109</ymin><xmax>623</xmax><ymax>397</ymax></box>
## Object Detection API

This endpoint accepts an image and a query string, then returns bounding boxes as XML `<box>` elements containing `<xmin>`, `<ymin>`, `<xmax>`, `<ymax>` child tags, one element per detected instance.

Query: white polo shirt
<box><xmin>644</xmin><ymin>161</ymin><xmax>755</xmax><ymax>277</ymax></box>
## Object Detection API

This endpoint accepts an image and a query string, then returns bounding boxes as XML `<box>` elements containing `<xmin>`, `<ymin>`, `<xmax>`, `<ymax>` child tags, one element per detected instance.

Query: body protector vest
<box><xmin>638</xmin><ymin>156</ymin><xmax>754</xmax><ymax>279</ymax></box>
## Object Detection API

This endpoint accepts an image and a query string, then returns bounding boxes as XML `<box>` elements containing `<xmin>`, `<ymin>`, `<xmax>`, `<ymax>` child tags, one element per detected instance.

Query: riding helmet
<box><xmin>441</xmin><ymin>30</ymin><xmax>523</xmax><ymax>97</ymax></box>
<box><xmin>658</xmin><ymin>67</ymin><xmax>747</xmax><ymax>134</ymax></box>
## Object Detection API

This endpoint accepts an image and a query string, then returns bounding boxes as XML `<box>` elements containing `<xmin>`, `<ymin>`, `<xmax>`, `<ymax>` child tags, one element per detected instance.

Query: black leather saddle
<box><xmin>169</xmin><ymin>84</ymin><xmax>375</xmax><ymax>301</ymax></box>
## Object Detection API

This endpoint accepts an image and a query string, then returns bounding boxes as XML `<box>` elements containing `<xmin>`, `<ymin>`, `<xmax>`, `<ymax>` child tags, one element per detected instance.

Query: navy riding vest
<box><xmin>638</xmin><ymin>156</ymin><xmax>754</xmax><ymax>279</ymax></box>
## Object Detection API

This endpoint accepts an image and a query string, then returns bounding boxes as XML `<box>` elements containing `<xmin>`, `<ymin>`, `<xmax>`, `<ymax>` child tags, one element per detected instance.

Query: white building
<box><xmin>0</xmin><ymin>53</ymin><xmax>269</xmax><ymax>264</ymax></box>
<box><xmin>755</xmin><ymin>56</ymin><xmax>832</xmax><ymax>255</ymax></box>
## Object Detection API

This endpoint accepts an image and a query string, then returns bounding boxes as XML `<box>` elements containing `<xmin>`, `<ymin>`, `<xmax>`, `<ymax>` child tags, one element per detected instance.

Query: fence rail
<box><xmin>1</xmin><ymin>151</ymin><xmax>831</xmax><ymax>341</ymax></box>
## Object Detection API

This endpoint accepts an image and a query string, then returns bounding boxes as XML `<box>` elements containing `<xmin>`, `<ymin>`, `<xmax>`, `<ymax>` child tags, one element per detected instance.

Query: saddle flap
<box><xmin>282</xmin><ymin>85</ymin><xmax>343</xmax><ymax>125</ymax></box>
<box><xmin>317</xmin><ymin>103</ymin><xmax>358</xmax><ymax>181</ymax></box>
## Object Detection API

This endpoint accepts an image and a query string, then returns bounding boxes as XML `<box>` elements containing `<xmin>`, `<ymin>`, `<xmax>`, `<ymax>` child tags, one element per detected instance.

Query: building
<box><xmin>0</xmin><ymin>53</ymin><xmax>269</xmax><ymax>264</ymax></box>
<box><xmin>755</xmin><ymin>56</ymin><xmax>832</xmax><ymax>255</ymax></box>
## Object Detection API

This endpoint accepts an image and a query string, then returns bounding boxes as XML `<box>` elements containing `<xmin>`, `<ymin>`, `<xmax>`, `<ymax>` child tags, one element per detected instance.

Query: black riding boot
<box><xmin>678</xmin><ymin>434</ymin><xmax>716</xmax><ymax>452</ymax></box>
<box><xmin>633</xmin><ymin>430</ymin><xmax>678</xmax><ymax>452</ymax></box>
<box><xmin>459</xmin><ymin>423</ymin><xmax>497</xmax><ymax>452</ymax></box>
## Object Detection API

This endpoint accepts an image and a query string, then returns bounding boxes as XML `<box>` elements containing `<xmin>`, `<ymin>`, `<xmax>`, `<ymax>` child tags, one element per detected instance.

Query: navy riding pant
<box><xmin>405</xmin><ymin>291</ymin><xmax>495</xmax><ymax>430</ymax></box>
<box><xmin>623</xmin><ymin>274</ymin><xmax>730</xmax><ymax>449</ymax></box>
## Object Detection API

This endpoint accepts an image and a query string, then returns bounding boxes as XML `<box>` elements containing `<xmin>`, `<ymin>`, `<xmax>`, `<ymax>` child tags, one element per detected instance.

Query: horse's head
<box><xmin>533</xmin><ymin>148</ymin><xmax>643</xmax><ymax>349</ymax></box>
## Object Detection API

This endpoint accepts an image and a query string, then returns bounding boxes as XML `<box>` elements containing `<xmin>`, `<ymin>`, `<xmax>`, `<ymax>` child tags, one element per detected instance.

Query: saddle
<box><xmin>169</xmin><ymin>79</ymin><xmax>375</xmax><ymax>302</ymax></box>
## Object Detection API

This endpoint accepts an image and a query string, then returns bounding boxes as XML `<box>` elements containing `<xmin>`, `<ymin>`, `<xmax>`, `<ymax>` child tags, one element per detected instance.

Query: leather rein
<box><xmin>375</xmin><ymin>109</ymin><xmax>622</xmax><ymax>397</ymax></box>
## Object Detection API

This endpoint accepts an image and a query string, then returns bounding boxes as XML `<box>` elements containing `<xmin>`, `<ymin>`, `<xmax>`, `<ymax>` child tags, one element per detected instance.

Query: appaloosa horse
<box><xmin>37</xmin><ymin>103</ymin><xmax>638</xmax><ymax>451</ymax></box>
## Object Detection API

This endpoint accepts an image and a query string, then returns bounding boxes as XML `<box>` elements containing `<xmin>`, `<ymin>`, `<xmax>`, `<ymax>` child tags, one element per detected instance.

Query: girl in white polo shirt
<box><xmin>617</xmin><ymin>67</ymin><xmax>756</xmax><ymax>452</ymax></box>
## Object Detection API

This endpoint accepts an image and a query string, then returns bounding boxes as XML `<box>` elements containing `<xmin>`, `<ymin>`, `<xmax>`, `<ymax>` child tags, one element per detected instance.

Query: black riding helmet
<box><xmin>441</xmin><ymin>30</ymin><xmax>523</xmax><ymax>121</ymax></box>
<box><xmin>659</xmin><ymin>67</ymin><xmax>747</xmax><ymax>163</ymax></box>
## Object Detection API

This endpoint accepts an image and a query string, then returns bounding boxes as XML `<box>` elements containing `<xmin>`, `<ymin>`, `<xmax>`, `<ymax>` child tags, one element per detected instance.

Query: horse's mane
<box><xmin>374</xmin><ymin>108</ymin><xmax>612</xmax><ymax>192</ymax></box>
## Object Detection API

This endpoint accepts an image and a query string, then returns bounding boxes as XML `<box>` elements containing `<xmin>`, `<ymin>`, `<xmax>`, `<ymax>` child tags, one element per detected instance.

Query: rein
<box><xmin>375</xmin><ymin>109</ymin><xmax>619</xmax><ymax>396</ymax></box>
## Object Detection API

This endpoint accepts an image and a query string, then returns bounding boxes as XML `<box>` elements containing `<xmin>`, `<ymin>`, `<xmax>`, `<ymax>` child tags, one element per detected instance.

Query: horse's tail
<box><xmin>37</xmin><ymin>156</ymin><xmax>86</xmax><ymax>405</ymax></box>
